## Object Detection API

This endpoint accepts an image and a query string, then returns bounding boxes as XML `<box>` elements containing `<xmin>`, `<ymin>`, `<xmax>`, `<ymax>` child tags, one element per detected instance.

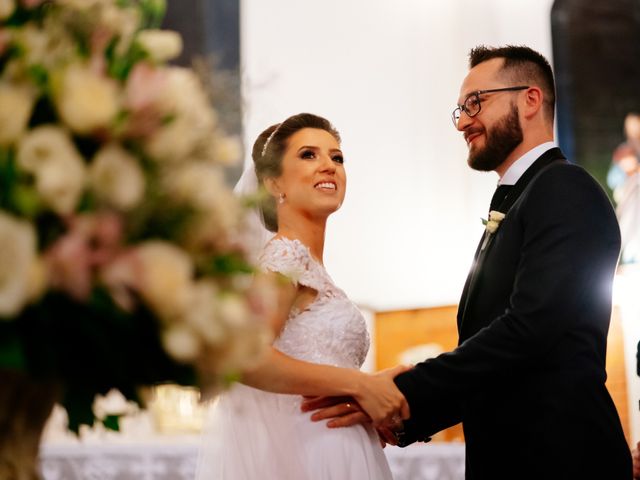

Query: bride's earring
<box><xmin>278</xmin><ymin>193</ymin><xmax>286</xmax><ymax>204</ymax></box>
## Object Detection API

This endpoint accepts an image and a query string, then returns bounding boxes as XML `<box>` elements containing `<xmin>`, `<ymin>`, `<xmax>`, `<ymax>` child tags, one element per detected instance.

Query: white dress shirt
<box><xmin>499</xmin><ymin>141</ymin><xmax>557</xmax><ymax>186</ymax></box>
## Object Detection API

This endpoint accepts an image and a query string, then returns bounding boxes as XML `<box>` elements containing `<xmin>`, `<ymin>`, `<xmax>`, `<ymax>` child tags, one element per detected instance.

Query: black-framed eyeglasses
<box><xmin>451</xmin><ymin>86</ymin><xmax>529</xmax><ymax>127</ymax></box>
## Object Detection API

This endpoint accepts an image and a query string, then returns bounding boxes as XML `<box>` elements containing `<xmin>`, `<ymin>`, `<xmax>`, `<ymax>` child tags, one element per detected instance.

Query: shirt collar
<box><xmin>499</xmin><ymin>141</ymin><xmax>557</xmax><ymax>186</ymax></box>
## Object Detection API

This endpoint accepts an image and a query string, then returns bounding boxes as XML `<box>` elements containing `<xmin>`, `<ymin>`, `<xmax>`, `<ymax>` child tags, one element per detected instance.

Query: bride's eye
<box><xmin>300</xmin><ymin>149</ymin><xmax>316</xmax><ymax>159</ymax></box>
<box><xmin>332</xmin><ymin>154</ymin><xmax>344</xmax><ymax>164</ymax></box>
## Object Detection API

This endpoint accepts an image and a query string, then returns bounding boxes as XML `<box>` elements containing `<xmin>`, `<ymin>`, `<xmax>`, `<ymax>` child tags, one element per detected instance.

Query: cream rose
<box><xmin>137</xmin><ymin>29</ymin><xmax>183</xmax><ymax>63</ymax></box>
<box><xmin>0</xmin><ymin>0</ymin><xmax>15</xmax><ymax>20</ymax></box>
<box><xmin>0</xmin><ymin>211</ymin><xmax>37</xmax><ymax>317</ymax></box>
<box><xmin>90</xmin><ymin>143</ymin><xmax>145</xmax><ymax>210</ymax></box>
<box><xmin>55</xmin><ymin>64</ymin><xmax>120</xmax><ymax>134</ymax></box>
<box><xmin>183</xmin><ymin>280</ymin><xmax>226</xmax><ymax>345</ymax></box>
<box><xmin>0</xmin><ymin>82</ymin><xmax>35</xmax><ymax>146</ymax></box>
<box><xmin>135</xmin><ymin>241</ymin><xmax>193</xmax><ymax>321</ymax></box>
<box><xmin>211</xmin><ymin>135</ymin><xmax>242</xmax><ymax>166</ymax></box>
<box><xmin>144</xmin><ymin>67</ymin><xmax>216</xmax><ymax>162</ymax></box>
<box><xmin>93</xmin><ymin>389</ymin><xmax>138</xmax><ymax>420</ymax></box>
<box><xmin>217</xmin><ymin>292</ymin><xmax>250</xmax><ymax>328</ymax></box>
<box><xmin>17</xmin><ymin>125</ymin><xmax>87</xmax><ymax>215</ymax></box>
<box><xmin>485</xmin><ymin>210</ymin><xmax>506</xmax><ymax>234</ymax></box>
<box><xmin>165</xmin><ymin>162</ymin><xmax>226</xmax><ymax>209</ymax></box>
<box><xmin>162</xmin><ymin>323</ymin><xmax>201</xmax><ymax>362</ymax></box>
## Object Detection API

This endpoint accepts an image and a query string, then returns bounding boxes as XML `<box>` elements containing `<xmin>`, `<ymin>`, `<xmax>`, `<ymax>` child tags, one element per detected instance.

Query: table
<box><xmin>41</xmin><ymin>439</ymin><xmax>465</xmax><ymax>480</ymax></box>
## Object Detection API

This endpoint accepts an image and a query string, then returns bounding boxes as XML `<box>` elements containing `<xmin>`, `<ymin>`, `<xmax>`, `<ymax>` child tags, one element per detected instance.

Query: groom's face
<box><xmin>455</xmin><ymin>59</ymin><xmax>524</xmax><ymax>172</ymax></box>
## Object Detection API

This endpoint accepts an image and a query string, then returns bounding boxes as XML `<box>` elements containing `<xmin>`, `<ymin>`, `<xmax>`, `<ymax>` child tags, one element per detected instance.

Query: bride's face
<box><xmin>271</xmin><ymin>128</ymin><xmax>346</xmax><ymax>219</ymax></box>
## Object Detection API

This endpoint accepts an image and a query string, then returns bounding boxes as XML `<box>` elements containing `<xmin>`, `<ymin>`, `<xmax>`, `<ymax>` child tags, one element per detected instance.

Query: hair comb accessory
<box><xmin>261</xmin><ymin>123</ymin><xmax>282</xmax><ymax>157</ymax></box>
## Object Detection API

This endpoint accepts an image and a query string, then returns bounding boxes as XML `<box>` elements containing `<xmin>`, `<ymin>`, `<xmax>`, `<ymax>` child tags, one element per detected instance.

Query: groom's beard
<box><xmin>467</xmin><ymin>103</ymin><xmax>523</xmax><ymax>172</ymax></box>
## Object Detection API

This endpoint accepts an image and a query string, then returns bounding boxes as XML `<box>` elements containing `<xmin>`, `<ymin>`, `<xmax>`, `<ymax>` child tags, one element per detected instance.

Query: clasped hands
<box><xmin>301</xmin><ymin>364</ymin><xmax>412</xmax><ymax>447</ymax></box>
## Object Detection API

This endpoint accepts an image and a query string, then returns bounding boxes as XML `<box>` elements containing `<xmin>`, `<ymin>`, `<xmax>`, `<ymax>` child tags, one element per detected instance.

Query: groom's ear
<box><xmin>263</xmin><ymin>177</ymin><xmax>280</xmax><ymax>198</ymax></box>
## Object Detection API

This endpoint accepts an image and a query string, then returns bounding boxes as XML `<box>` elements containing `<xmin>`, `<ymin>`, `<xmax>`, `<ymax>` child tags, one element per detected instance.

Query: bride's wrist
<box><xmin>345</xmin><ymin>370</ymin><xmax>368</xmax><ymax>399</ymax></box>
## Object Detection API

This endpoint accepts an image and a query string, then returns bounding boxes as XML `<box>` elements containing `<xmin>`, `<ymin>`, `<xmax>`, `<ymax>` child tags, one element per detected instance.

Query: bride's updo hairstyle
<box><xmin>251</xmin><ymin>113</ymin><xmax>341</xmax><ymax>232</ymax></box>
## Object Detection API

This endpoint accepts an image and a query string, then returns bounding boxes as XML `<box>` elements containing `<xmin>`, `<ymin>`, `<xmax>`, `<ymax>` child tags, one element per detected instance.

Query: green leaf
<box><xmin>107</xmin><ymin>39</ymin><xmax>148</xmax><ymax>82</ymax></box>
<box><xmin>102</xmin><ymin>414</ymin><xmax>121</xmax><ymax>432</ymax></box>
<box><xmin>139</xmin><ymin>0</ymin><xmax>166</xmax><ymax>29</ymax></box>
<box><xmin>0</xmin><ymin>148</ymin><xmax>17</xmax><ymax>211</ymax></box>
<box><xmin>27</xmin><ymin>65</ymin><xmax>49</xmax><ymax>91</ymax></box>
<box><xmin>62</xmin><ymin>387</ymin><xmax>98</xmax><ymax>434</ymax></box>
<box><xmin>11</xmin><ymin>185</ymin><xmax>41</xmax><ymax>217</ymax></box>
<box><xmin>0</xmin><ymin>323</ymin><xmax>26</xmax><ymax>370</ymax></box>
<box><xmin>205</xmin><ymin>253</ymin><xmax>255</xmax><ymax>276</ymax></box>
<box><xmin>222</xmin><ymin>370</ymin><xmax>241</xmax><ymax>386</ymax></box>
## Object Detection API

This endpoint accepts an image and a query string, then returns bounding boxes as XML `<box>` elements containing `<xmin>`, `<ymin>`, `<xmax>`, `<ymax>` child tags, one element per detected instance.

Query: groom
<box><xmin>306</xmin><ymin>45</ymin><xmax>632</xmax><ymax>478</ymax></box>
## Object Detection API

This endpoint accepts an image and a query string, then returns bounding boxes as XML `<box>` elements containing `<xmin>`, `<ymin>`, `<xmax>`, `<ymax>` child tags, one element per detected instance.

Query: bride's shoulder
<box><xmin>259</xmin><ymin>237</ymin><xmax>321</xmax><ymax>287</ymax></box>
<box><xmin>261</xmin><ymin>237</ymin><xmax>310</xmax><ymax>263</ymax></box>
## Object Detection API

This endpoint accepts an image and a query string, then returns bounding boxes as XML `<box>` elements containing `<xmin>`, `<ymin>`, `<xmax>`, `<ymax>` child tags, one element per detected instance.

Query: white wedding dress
<box><xmin>195</xmin><ymin>237</ymin><xmax>393</xmax><ymax>479</ymax></box>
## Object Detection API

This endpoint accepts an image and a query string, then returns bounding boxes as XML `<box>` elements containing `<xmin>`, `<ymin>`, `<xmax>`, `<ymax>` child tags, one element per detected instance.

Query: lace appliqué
<box><xmin>259</xmin><ymin>238</ymin><xmax>369</xmax><ymax>369</ymax></box>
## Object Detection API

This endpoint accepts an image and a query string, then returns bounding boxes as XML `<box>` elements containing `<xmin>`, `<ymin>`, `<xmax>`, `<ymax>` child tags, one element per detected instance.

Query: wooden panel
<box><xmin>375</xmin><ymin>305</ymin><xmax>463</xmax><ymax>442</ymax></box>
<box><xmin>375</xmin><ymin>304</ymin><xmax>630</xmax><ymax>444</ymax></box>
<box><xmin>607</xmin><ymin>306</ymin><xmax>630</xmax><ymax>444</ymax></box>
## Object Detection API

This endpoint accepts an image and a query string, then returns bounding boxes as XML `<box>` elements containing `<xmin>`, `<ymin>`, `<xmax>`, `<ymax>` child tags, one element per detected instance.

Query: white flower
<box><xmin>55</xmin><ymin>64</ymin><xmax>120</xmax><ymax>134</ymax></box>
<box><xmin>211</xmin><ymin>135</ymin><xmax>242</xmax><ymax>166</ymax></box>
<box><xmin>165</xmin><ymin>162</ymin><xmax>226</xmax><ymax>209</ymax></box>
<box><xmin>136</xmin><ymin>29</ymin><xmax>183</xmax><ymax>63</ymax></box>
<box><xmin>145</xmin><ymin>67</ymin><xmax>216</xmax><ymax>162</ymax></box>
<box><xmin>0</xmin><ymin>0</ymin><xmax>15</xmax><ymax>20</ymax></box>
<box><xmin>162</xmin><ymin>324</ymin><xmax>201</xmax><ymax>362</ymax></box>
<box><xmin>135</xmin><ymin>241</ymin><xmax>193</xmax><ymax>320</ymax></box>
<box><xmin>0</xmin><ymin>211</ymin><xmax>37</xmax><ymax>318</ymax></box>
<box><xmin>0</xmin><ymin>82</ymin><xmax>35</xmax><ymax>146</ymax></box>
<box><xmin>90</xmin><ymin>143</ymin><xmax>145</xmax><ymax>210</ymax></box>
<box><xmin>93</xmin><ymin>389</ymin><xmax>138</xmax><ymax>420</ymax></box>
<box><xmin>183</xmin><ymin>280</ymin><xmax>225</xmax><ymax>345</ymax></box>
<box><xmin>12</xmin><ymin>23</ymin><xmax>72</xmax><ymax>70</ymax></box>
<box><xmin>217</xmin><ymin>320</ymin><xmax>271</xmax><ymax>373</ymax></box>
<box><xmin>17</xmin><ymin>125</ymin><xmax>87</xmax><ymax>215</ymax></box>
<box><xmin>164</xmin><ymin>162</ymin><xmax>241</xmax><ymax>249</ymax></box>
<box><xmin>145</xmin><ymin>117</ymin><xmax>196</xmax><ymax>162</ymax></box>
<box><xmin>485</xmin><ymin>210</ymin><xmax>506</xmax><ymax>234</ymax></box>
<box><xmin>218</xmin><ymin>293</ymin><xmax>249</xmax><ymax>328</ymax></box>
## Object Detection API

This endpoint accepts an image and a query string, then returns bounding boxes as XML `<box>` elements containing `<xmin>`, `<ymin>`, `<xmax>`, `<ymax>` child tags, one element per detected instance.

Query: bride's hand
<box><xmin>352</xmin><ymin>364</ymin><xmax>412</xmax><ymax>426</ymax></box>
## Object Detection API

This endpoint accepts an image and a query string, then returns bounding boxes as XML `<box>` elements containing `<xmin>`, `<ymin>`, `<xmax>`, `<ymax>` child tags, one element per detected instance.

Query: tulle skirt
<box><xmin>195</xmin><ymin>383</ymin><xmax>393</xmax><ymax>479</ymax></box>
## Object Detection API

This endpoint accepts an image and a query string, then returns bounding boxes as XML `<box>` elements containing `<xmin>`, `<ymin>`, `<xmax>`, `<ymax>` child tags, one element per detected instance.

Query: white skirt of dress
<box><xmin>195</xmin><ymin>383</ymin><xmax>393</xmax><ymax>480</ymax></box>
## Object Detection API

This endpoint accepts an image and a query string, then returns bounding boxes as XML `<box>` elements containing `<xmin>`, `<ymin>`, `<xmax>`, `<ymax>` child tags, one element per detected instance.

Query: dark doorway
<box><xmin>551</xmin><ymin>0</ymin><xmax>640</xmax><ymax>194</ymax></box>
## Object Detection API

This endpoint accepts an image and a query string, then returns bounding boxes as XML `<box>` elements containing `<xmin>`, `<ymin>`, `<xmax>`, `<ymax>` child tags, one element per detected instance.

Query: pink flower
<box><xmin>20</xmin><ymin>0</ymin><xmax>45</xmax><ymax>8</ymax></box>
<box><xmin>45</xmin><ymin>227</ymin><xmax>93</xmax><ymax>301</ymax></box>
<box><xmin>0</xmin><ymin>29</ymin><xmax>10</xmax><ymax>57</ymax></box>
<box><xmin>100</xmin><ymin>250</ymin><xmax>143</xmax><ymax>312</ymax></box>
<box><xmin>89</xmin><ymin>28</ymin><xmax>113</xmax><ymax>75</ymax></box>
<box><xmin>122</xmin><ymin>63</ymin><xmax>168</xmax><ymax>137</ymax></box>
<box><xmin>44</xmin><ymin>212</ymin><xmax>124</xmax><ymax>301</ymax></box>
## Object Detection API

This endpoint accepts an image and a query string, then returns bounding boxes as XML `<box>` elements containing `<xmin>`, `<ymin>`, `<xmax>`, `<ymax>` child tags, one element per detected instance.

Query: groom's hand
<box><xmin>301</xmin><ymin>396</ymin><xmax>370</xmax><ymax>428</ymax></box>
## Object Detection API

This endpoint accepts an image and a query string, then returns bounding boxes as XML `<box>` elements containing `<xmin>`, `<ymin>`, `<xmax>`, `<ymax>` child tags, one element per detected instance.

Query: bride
<box><xmin>195</xmin><ymin>113</ymin><xmax>409</xmax><ymax>479</ymax></box>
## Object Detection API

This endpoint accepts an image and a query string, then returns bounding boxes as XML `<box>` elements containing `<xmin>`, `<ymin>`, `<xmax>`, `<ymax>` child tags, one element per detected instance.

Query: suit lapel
<box><xmin>457</xmin><ymin>148</ymin><xmax>566</xmax><ymax>330</ymax></box>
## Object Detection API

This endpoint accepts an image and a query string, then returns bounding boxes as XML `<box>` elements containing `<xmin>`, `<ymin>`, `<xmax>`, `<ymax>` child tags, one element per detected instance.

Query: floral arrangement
<box><xmin>0</xmin><ymin>0</ymin><xmax>270</xmax><ymax>432</ymax></box>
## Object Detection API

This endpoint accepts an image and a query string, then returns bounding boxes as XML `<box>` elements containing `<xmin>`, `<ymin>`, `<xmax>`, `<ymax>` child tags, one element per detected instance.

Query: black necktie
<box><xmin>489</xmin><ymin>184</ymin><xmax>512</xmax><ymax>212</ymax></box>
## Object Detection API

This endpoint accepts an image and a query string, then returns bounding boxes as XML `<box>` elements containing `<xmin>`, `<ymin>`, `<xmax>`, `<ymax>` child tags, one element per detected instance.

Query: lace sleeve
<box><xmin>259</xmin><ymin>238</ymin><xmax>324</xmax><ymax>292</ymax></box>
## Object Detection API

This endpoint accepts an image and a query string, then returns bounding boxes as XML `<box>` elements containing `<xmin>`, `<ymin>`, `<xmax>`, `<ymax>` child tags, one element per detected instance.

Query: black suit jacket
<box><xmin>394</xmin><ymin>148</ymin><xmax>632</xmax><ymax>479</ymax></box>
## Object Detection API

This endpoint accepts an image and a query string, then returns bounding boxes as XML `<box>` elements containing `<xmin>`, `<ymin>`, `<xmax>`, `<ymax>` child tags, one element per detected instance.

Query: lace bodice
<box><xmin>259</xmin><ymin>237</ymin><xmax>369</xmax><ymax>369</ymax></box>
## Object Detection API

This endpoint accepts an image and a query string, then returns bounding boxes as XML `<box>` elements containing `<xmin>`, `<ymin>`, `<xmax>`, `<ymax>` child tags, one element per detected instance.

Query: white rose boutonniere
<box><xmin>481</xmin><ymin>210</ymin><xmax>506</xmax><ymax>250</ymax></box>
<box><xmin>484</xmin><ymin>210</ymin><xmax>506</xmax><ymax>234</ymax></box>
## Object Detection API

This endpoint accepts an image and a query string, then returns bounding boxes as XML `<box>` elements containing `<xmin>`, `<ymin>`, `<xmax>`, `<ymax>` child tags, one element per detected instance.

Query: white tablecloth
<box><xmin>41</xmin><ymin>439</ymin><xmax>465</xmax><ymax>480</ymax></box>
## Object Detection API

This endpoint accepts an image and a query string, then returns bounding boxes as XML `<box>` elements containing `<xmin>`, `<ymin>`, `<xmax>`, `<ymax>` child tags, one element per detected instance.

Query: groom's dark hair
<box><xmin>469</xmin><ymin>45</ymin><xmax>556</xmax><ymax>124</ymax></box>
